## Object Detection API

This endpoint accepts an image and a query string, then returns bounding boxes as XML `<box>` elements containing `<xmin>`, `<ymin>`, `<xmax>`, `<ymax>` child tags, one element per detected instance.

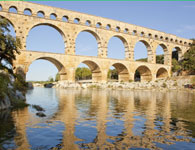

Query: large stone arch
<box><xmin>156</xmin><ymin>67</ymin><xmax>169</xmax><ymax>79</ymax></box>
<box><xmin>134</xmin><ymin>65</ymin><xmax>152</xmax><ymax>82</ymax></box>
<box><xmin>26</xmin><ymin>56</ymin><xmax>67</xmax><ymax>81</ymax></box>
<box><xmin>75</xmin><ymin>60</ymin><xmax>102</xmax><ymax>82</ymax></box>
<box><xmin>74</xmin><ymin>29</ymin><xmax>101</xmax><ymax>57</ymax></box>
<box><xmin>134</xmin><ymin>39</ymin><xmax>153</xmax><ymax>63</ymax></box>
<box><xmin>26</xmin><ymin>22</ymin><xmax>66</xmax><ymax>52</ymax></box>
<box><xmin>109</xmin><ymin>62</ymin><xmax>130</xmax><ymax>82</ymax></box>
<box><xmin>107</xmin><ymin>34</ymin><xmax>129</xmax><ymax>59</ymax></box>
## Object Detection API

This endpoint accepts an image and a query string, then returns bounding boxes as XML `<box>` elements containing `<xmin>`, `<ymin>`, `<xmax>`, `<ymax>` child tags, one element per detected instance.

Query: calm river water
<box><xmin>0</xmin><ymin>87</ymin><xmax>195</xmax><ymax>150</ymax></box>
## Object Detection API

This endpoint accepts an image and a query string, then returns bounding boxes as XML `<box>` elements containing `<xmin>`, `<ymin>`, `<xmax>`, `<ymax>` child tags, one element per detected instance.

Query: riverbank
<box><xmin>0</xmin><ymin>72</ymin><xmax>30</xmax><ymax>110</ymax></box>
<box><xmin>33</xmin><ymin>76</ymin><xmax>195</xmax><ymax>92</ymax></box>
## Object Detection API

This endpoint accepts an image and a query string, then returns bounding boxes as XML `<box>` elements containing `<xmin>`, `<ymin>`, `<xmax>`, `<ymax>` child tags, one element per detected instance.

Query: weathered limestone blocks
<box><xmin>0</xmin><ymin>1</ymin><xmax>192</xmax><ymax>83</ymax></box>
<box><xmin>13</xmin><ymin>50</ymin><xmax>172</xmax><ymax>83</ymax></box>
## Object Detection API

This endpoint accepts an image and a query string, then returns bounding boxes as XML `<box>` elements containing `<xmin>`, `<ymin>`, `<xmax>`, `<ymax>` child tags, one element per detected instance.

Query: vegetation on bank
<box><xmin>0</xmin><ymin>72</ymin><xmax>29</xmax><ymax>109</ymax></box>
<box><xmin>0</xmin><ymin>16</ymin><xmax>28</xmax><ymax>109</ymax></box>
<box><xmin>136</xmin><ymin>40</ymin><xmax>195</xmax><ymax>76</ymax></box>
<box><xmin>172</xmin><ymin>40</ymin><xmax>195</xmax><ymax>75</ymax></box>
<box><xmin>0</xmin><ymin>72</ymin><xmax>11</xmax><ymax>99</ymax></box>
<box><xmin>136</xmin><ymin>55</ymin><xmax>164</xmax><ymax>64</ymax></box>
<box><xmin>74</xmin><ymin>67</ymin><xmax>120</xmax><ymax>80</ymax></box>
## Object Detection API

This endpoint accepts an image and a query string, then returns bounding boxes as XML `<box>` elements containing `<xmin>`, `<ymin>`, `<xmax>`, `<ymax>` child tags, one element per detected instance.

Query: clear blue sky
<box><xmin>17</xmin><ymin>1</ymin><xmax>195</xmax><ymax>81</ymax></box>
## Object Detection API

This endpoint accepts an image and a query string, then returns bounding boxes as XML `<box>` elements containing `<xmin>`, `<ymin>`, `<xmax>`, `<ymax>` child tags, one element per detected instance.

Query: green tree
<box><xmin>75</xmin><ymin>67</ymin><xmax>92</xmax><ymax>80</ymax></box>
<box><xmin>136</xmin><ymin>58</ymin><xmax>147</xmax><ymax>62</ymax></box>
<box><xmin>82</xmin><ymin>68</ymin><xmax>91</xmax><ymax>79</ymax></box>
<box><xmin>0</xmin><ymin>16</ymin><xmax>21</xmax><ymax>75</ymax></box>
<box><xmin>48</xmin><ymin>76</ymin><xmax>54</xmax><ymax>82</ymax></box>
<box><xmin>171</xmin><ymin>39</ymin><xmax>195</xmax><ymax>75</ymax></box>
<box><xmin>107</xmin><ymin>69</ymin><xmax>118</xmax><ymax>80</ymax></box>
<box><xmin>75</xmin><ymin>67</ymin><xmax>82</xmax><ymax>80</ymax></box>
<box><xmin>181</xmin><ymin>44</ymin><xmax>195</xmax><ymax>74</ymax></box>
<box><xmin>55</xmin><ymin>73</ymin><xmax>60</xmax><ymax>81</ymax></box>
<box><xmin>172</xmin><ymin>58</ymin><xmax>181</xmax><ymax>73</ymax></box>
<box><xmin>156</xmin><ymin>55</ymin><xmax>164</xmax><ymax>64</ymax></box>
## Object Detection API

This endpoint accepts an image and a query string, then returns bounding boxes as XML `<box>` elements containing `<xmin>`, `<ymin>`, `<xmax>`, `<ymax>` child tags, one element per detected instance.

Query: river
<box><xmin>0</xmin><ymin>87</ymin><xmax>195</xmax><ymax>150</ymax></box>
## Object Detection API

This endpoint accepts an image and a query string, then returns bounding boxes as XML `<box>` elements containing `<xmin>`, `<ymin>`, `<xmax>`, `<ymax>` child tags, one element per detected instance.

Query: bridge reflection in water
<box><xmin>2</xmin><ymin>88</ymin><xmax>194</xmax><ymax>149</ymax></box>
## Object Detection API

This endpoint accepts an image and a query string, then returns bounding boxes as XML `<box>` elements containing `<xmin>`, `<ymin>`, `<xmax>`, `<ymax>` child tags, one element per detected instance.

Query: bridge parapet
<box><xmin>0</xmin><ymin>1</ymin><xmax>192</xmax><ymax>47</ymax></box>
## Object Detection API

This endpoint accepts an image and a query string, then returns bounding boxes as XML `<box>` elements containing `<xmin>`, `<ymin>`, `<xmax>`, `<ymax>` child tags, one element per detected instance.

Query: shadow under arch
<box><xmin>107</xmin><ymin>35</ymin><xmax>128</xmax><ymax>59</ymax></box>
<box><xmin>75</xmin><ymin>29</ymin><xmax>101</xmax><ymax>57</ymax></box>
<box><xmin>156</xmin><ymin>67</ymin><xmax>168</xmax><ymax>79</ymax></box>
<box><xmin>134</xmin><ymin>40</ymin><xmax>152</xmax><ymax>62</ymax></box>
<box><xmin>27</xmin><ymin>57</ymin><xmax>67</xmax><ymax>81</ymax></box>
<box><xmin>134</xmin><ymin>65</ymin><xmax>152</xmax><ymax>82</ymax></box>
<box><xmin>26</xmin><ymin>23</ymin><xmax>66</xmax><ymax>53</ymax></box>
<box><xmin>76</xmin><ymin>60</ymin><xmax>102</xmax><ymax>82</ymax></box>
<box><xmin>173</xmin><ymin>46</ymin><xmax>182</xmax><ymax>61</ymax></box>
<box><xmin>109</xmin><ymin>63</ymin><xmax>130</xmax><ymax>82</ymax></box>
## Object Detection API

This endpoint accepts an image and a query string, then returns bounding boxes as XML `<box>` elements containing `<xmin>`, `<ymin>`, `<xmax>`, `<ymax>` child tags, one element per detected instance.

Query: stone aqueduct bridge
<box><xmin>0</xmin><ymin>1</ymin><xmax>193</xmax><ymax>82</ymax></box>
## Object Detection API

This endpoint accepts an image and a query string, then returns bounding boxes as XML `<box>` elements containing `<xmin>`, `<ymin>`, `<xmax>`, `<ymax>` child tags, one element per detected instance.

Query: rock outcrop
<box><xmin>53</xmin><ymin>76</ymin><xmax>195</xmax><ymax>91</ymax></box>
<box><xmin>0</xmin><ymin>72</ymin><xmax>26</xmax><ymax>110</ymax></box>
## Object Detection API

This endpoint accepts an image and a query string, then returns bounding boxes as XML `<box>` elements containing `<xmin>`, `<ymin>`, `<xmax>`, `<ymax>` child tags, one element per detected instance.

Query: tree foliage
<box><xmin>48</xmin><ymin>76</ymin><xmax>54</xmax><ymax>82</ymax></box>
<box><xmin>172</xmin><ymin>58</ymin><xmax>181</xmax><ymax>73</ymax></box>
<box><xmin>181</xmin><ymin>45</ymin><xmax>195</xmax><ymax>74</ymax></box>
<box><xmin>136</xmin><ymin>55</ymin><xmax>164</xmax><ymax>64</ymax></box>
<box><xmin>136</xmin><ymin>58</ymin><xmax>147</xmax><ymax>62</ymax></box>
<box><xmin>156</xmin><ymin>55</ymin><xmax>164</xmax><ymax>64</ymax></box>
<box><xmin>75</xmin><ymin>67</ymin><xmax>92</xmax><ymax>80</ymax></box>
<box><xmin>55</xmin><ymin>73</ymin><xmax>60</xmax><ymax>81</ymax></box>
<box><xmin>172</xmin><ymin>39</ymin><xmax>195</xmax><ymax>75</ymax></box>
<box><xmin>107</xmin><ymin>69</ymin><xmax>118</xmax><ymax>79</ymax></box>
<box><xmin>0</xmin><ymin>16</ymin><xmax>21</xmax><ymax>75</ymax></box>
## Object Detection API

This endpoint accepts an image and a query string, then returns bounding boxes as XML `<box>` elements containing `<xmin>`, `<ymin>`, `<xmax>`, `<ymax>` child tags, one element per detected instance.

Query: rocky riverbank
<box><xmin>0</xmin><ymin>72</ymin><xmax>30</xmax><ymax>110</ymax></box>
<box><xmin>33</xmin><ymin>76</ymin><xmax>195</xmax><ymax>92</ymax></box>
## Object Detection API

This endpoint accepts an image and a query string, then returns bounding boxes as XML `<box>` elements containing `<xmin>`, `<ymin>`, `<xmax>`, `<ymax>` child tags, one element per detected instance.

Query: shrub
<box><xmin>162</xmin><ymin>82</ymin><xmax>167</xmax><ymax>88</ymax></box>
<box><xmin>108</xmin><ymin>85</ymin><xmax>112</xmax><ymax>88</ymax></box>
<box><xmin>173</xmin><ymin>82</ymin><xmax>178</xmax><ymax>86</ymax></box>
<box><xmin>118</xmin><ymin>85</ymin><xmax>123</xmax><ymax>88</ymax></box>
<box><xmin>0</xmin><ymin>73</ymin><xmax>10</xmax><ymax>99</ymax></box>
<box><xmin>11</xmin><ymin>98</ymin><xmax>29</xmax><ymax>109</ymax></box>
<box><xmin>120</xmin><ymin>80</ymin><xmax>124</xmax><ymax>84</ymax></box>
<box><xmin>13</xmin><ymin>74</ymin><xmax>28</xmax><ymax>93</ymax></box>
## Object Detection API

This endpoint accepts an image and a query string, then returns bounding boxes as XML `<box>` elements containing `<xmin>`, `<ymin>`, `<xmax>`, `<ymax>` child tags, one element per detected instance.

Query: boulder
<box><xmin>0</xmin><ymin>95</ymin><xmax>11</xmax><ymax>110</ymax></box>
<box><xmin>36</xmin><ymin>112</ymin><xmax>46</xmax><ymax>117</ymax></box>
<box><xmin>16</xmin><ymin>90</ymin><xmax>25</xmax><ymax>100</ymax></box>
<box><xmin>44</xmin><ymin>83</ymin><xmax>55</xmax><ymax>88</ymax></box>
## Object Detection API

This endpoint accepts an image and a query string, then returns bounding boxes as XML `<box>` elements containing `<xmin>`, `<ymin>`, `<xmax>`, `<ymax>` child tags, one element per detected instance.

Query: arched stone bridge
<box><xmin>0</xmin><ymin>1</ymin><xmax>192</xmax><ymax>82</ymax></box>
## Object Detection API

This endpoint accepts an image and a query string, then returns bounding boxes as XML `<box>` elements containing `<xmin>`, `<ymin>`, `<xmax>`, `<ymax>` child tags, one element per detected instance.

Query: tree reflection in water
<box><xmin>0</xmin><ymin>109</ymin><xmax>15</xmax><ymax>149</ymax></box>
